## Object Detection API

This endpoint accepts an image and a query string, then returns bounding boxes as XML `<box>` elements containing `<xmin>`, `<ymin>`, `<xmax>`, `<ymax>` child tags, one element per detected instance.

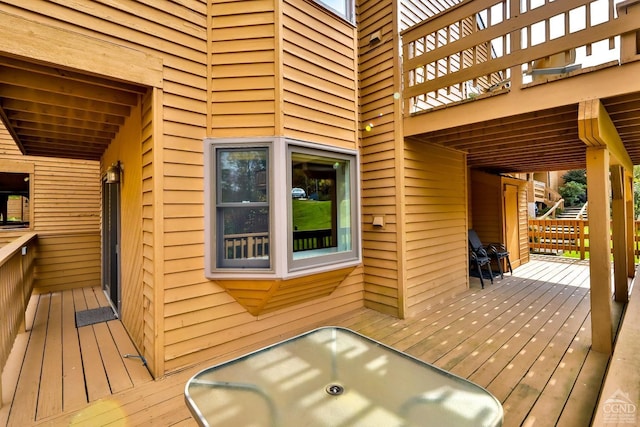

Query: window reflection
<box><xmin>291</xmin><ymin>152</ymin><xmax>351</xmax><ymax>261</ymax></box>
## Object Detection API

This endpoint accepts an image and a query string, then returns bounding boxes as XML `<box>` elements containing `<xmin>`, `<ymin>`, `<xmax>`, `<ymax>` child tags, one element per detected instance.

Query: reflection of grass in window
<box><xmin>292</xmin><ymin>199</ymin><xmax>331</xmax><ymax>230</ymax></box>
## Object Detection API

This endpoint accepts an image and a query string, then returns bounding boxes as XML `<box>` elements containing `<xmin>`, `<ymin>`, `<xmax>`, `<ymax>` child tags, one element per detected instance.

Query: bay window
<box><xmin>204</xmin><ymin>138</ymin><xmax>360</xmax><ymax>279</ymax></box>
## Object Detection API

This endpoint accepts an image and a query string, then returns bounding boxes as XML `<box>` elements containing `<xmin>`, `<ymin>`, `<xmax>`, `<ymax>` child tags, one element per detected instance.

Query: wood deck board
<box><xmin>61</xmin><ymin>289</ymin><xmax>86</xmax><ymax>412</ymax></box>
<box><xmin>77</xmin><ymin>325</ymin><xmax>111</xmax><ymax>402</ymax></box>
<box><xmin>521</xmin><ymin>314</ymin><xmax>593</xmax><ymax>426</ymax></box>
<box><xmin>465</xmin><ymin>284</ymin><xmax>588</xmax><ymax>389</ymax></box>
<box><xmin>499</xmin><ymin>299</ymin><xmax>591</xmax><ymax>425</ymax></box>
<box><xmin>36</xmin><ymin>292</ymin><xmax>63</xmax><ymax>419</ymax></box>
<box><xmin>106</xmin><ymin>320</ymin><xmax>153</xmax><ymax>386</ymax></box>
<box><xmin>557</xmin><ymin>346</ymin><xmax>610</xmax><ymax>426</ymax></box>
<box><xmin>432</xmin><ymin>273</ymin><xmax>567</xmax><ymax>373</ymax></box>
<box><xmin>5</xmin><ymin>257</ymin><xmax>624</xmax><ymax>426</ymax></box>
<box><xmin>477</xmin><ymin>287</ymin><xmax>589</xmax><ymax>399</ymax></box>
<box><xmin>92</xmin><ymin>322</ymin><xmax>133</xmax><ymax>394</ymax></box>
<box><xmin>8</xmin><ymin>295</ymin><xmax>50</xmax><ymax>426</ymax></box>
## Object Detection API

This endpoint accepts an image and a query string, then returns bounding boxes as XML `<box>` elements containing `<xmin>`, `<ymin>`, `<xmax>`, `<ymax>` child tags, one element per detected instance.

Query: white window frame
<box><xmin>204</xmin><ymin>137</ymin><xmax>361</xmax><ymax>280</ymax></box>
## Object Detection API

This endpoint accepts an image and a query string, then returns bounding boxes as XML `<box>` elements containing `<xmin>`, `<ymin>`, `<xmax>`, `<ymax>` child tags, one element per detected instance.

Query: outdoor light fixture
<box><xmin>106</xmin><ymin>161</ymin><xmax>121</xmax><ymax>184</ymax></box>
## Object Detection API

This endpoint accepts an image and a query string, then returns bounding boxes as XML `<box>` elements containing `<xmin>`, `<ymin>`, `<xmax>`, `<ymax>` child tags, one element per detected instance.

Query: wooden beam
<box><xmin>0</xmin><ymin>11</ymin><xmax>163</xmax><ymax>88</ymax></box>
<box><xmin>578</xmin><ymin>99</ymin><xmax>634</xmax><ymax>172</ymax></box>
<box><xmin>611</xmin><ymin>165</ymin><xmax>629</xmax><ymax>303</ymax></box>
<box><xmin>586</xmin><ymin>147</ymin><xmax>613</xmax><ymax>354</ymax></box>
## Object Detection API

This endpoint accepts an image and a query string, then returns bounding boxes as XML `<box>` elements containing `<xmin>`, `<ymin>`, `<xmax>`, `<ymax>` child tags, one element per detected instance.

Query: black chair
<box><xmin>469</xmin><ymin>246</ymin><xmax>494</xmax><ymax>289</ymax></box>
<box><xmin>468</xmin><ymin>229</ymin><xmax>512</xmax><ymax>279</ymax></box>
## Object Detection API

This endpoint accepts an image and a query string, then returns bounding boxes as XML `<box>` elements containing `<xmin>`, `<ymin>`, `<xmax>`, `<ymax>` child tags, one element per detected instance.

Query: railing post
<box><xmin>509</xmin><ymin>0</ymin><xmax>522</xmax><ymax>91</ymax></box>
<box><xmin>580</xmin><ymin>221</ymin><xmax>586</xmax><ymax>260</ymax></box>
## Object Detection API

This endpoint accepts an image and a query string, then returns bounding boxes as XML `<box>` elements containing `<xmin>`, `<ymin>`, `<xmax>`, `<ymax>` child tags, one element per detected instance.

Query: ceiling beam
<box><xmin>578</xmin><ymin>99</ymin><xmax>634</xmax><ymax>172</ymax></box>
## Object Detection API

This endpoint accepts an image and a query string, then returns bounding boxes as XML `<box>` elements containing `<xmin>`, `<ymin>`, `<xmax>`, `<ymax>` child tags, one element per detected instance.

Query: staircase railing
<box><xmin>538</xmin><ymin>198</ymin><xmax>565</xmax><ymax>219</ymax></box>
<box><xmin>577</xmin><ymin>202</ymin><xmax>588</xmax><ymax>219</ymax></box>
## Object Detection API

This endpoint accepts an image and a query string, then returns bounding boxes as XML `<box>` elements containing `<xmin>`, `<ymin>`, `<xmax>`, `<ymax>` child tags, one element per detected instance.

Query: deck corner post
<box><xmin>586</xmin><ymin>147</ymin><xmax>613</xmax><ymax>354</ymax></box>
<box><xmin>611</xmin><ymin>165</ymin><xmax>630</xmax><ymax>303</ymax></box>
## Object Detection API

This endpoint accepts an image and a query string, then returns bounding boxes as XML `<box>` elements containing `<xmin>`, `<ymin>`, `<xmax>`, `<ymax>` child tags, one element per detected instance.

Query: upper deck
<box><xmin>401</xmin><ymin>0</ymin><xmax>640</xmax><ymax>172</ymax></box>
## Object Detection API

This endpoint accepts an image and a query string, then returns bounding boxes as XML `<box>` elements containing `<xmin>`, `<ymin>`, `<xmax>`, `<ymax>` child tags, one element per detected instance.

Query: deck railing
<box><xmin>401</xmin><ymin>0</ymin><xmax>640</xmax><ymax>114</ymax></box>
<box><xmin>529</xmin><ymin>219</ymin><xmax>640</xmax><ymax>260</ymax></box>
<box><xmin>0</xmin><ymin>232</ymin><xmax>36</xmax><ymax>406</ymax></box>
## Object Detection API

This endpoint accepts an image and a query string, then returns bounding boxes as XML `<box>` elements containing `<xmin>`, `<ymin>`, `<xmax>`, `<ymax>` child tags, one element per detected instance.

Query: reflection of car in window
<box><xmin>291</xmin><ymin>187</ymin><xmax>306</xmax><ymax>199</ymax></box>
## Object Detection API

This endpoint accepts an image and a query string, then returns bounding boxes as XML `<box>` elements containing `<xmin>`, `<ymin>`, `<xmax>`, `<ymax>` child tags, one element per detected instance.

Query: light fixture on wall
<box><xmin>106</xmin><ymin>161</ymin><xmax>121</xmax><ymax>184</ymax></box>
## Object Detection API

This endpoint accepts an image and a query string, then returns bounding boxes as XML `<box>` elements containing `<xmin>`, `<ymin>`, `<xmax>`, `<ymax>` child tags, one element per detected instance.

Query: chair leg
<box><xmin>494</xmin><ymin>255</ymin><xmax>504</xmax><ymax>279</ymax></box>
<box><xmin>505</xmin><ymin>255</ymin><xmax>513</xmax><ymax>275</ymax></box>
<box><xmin>474</xmin><ymin>260</ymin><xmax>485</xmax><ymax>289</ymax></box>
<box><xmin>487</xmin><ymin>262</ymin><xmax>494</xmax><ymax>284</ymax></box>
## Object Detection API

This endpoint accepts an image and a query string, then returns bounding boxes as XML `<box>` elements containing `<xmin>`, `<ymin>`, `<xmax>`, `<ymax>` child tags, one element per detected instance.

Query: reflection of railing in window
<box><xmin>223</xmin><ymin>229</ymin><xmax>340</xmax><ymax>259</ymax></box>
<box><xmin>292</xmin><ymin>229</ymin><xmax>334</xmax><ymax>252</ymax></box>
<box><xmin>224</xmin><ymin>233</ymin><xmax>269</xmax><ymax>260</ymax></box>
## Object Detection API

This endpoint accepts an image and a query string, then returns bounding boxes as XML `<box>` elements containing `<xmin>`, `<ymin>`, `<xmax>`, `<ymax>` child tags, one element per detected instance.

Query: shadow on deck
<box><xmin>1</xmin><ymin>256</ymin><xmax>630</xmax><ymax>426</ymax></box>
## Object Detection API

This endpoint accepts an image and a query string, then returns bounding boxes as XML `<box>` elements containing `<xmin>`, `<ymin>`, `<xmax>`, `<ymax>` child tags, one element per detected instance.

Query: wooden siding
<box><xmin>0</xmin><ymin>0</ymin><xmax>208</xmax><ymax>378</ymax></box>
<box><xmin>470</xmin><ymin>170</ymin><xmax>503</xmax><ymax>243</ymax></box>
<box><xmin>102</xmin><ymin>99</ymin><xmax>146</xmax><ymax>354</ymax></box>
<box><xmin>470</xmin><ymin>170</ymin><xmax>530</xmax><ymax>268</ymax></box>
<box><xmin>512</xmin><ymin>176</ymin><xmax>530</xmax><ymax>268</ymax></box>
<box><xmin>359</xmin><ymin>0</ymin><xmax>465</xmax><ymax>317</ymax></box>
<box><xmin>0</xmin><ymin>125</ymin><xmax>102</xmax><ymax>293</ymax></box>
<box><xmin>282</xmin><ymin>0</ymin><xmax>357</xmax><ymax>148</ymax></box>
<box><xmin>163</xmin><ymin>0</ymin><xmax>364</xmax><ymax>374</ymax></box>
<box><xmin>358</xmin><ymin>0</ymin><xmax>402</xmax><ymax>316</ymax></box>
<box><xmin>141</xmin><ymin>89</ymin><xmax>162</xmax><ymax>378</ymax></box>
<box><xmin>209</xmin><ymin>0</ymin><xmax>277</xmax><ymax>137</ymax></box>
<box><xmin>404</xmin><ymin>142</ymin><xmax>468</xmax><ymax>315</ymax></box>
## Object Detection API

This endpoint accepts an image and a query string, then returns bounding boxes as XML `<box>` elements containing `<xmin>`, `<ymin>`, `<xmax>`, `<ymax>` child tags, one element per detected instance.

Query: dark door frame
<box><xmin>102</xmin><ymin>178</ymin><xmax>121</xmax><ymax>314</ymax></box>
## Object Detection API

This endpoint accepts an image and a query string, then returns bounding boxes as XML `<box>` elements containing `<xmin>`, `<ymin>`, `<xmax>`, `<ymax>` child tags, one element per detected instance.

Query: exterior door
<box><xmin>102</xmin><ymin>179</ymin><xmax>121</xmax><ymax>313</ymax></box>
<box><xmin>504</xmin><ymin>184</ymin><xmax>519</xmax><ymax>267</ymax></box>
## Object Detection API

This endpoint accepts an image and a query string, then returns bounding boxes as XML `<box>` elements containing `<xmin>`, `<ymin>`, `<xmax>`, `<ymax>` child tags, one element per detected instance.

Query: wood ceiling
<box><xmin>0</xmin><ymin>56</ymin><xmax>146</xmax><ymax>161</ymax></box>
<box><xmin>408</xmin><ymin>91</ymin><xmax>640</xmax><ymax>174</ymax></box>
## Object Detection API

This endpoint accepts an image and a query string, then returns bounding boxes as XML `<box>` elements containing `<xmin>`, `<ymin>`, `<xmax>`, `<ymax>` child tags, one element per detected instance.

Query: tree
<box><xmin>562</xmin><ymin>169</ymin><xmax>586</xmax><ymax>185</ymax></box>
<box><xmin>560</xmin><ymin>169</ymin><xmax>587</xmax><ymax>207</ymax></box>
<box><xmin>559</xmin><ymin>181</ymin><xmax>586</xmax><ymax>207</ymax></box>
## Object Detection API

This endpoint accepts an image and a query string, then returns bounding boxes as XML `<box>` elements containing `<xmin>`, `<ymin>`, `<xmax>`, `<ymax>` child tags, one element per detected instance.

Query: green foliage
<box><xmin>559</xmin><ymin>181</ymin><xmax>587</xmax><ymax>207</ymax></box>
<box><xmin>292</xmin><ymin>199</ymin><xmax>332</xmax><ymax>230</ymax></box>
<box><xmin>562</xmin><ymin>169</ymin><xmax>587</xmax><ymax>185</ymax></box>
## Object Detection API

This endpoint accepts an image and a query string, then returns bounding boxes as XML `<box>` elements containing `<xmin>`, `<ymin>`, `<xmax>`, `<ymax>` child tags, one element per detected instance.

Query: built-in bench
<box><xmin>592</xmin><ymin>280</ymin><xmax>640</xmax><ymax>426</ymax></box>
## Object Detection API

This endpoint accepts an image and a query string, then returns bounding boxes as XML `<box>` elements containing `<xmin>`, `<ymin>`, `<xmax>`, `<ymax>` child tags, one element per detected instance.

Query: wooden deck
<box><xmin>0</xmin><ymin>256</ymin><xmax>625</xmax><ymax>426</ymax></box>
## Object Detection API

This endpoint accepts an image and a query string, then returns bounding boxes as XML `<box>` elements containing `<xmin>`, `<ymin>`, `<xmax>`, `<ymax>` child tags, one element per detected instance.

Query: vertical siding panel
<box><xmin>0</xmin><ymin>124</ymin><xmax>101</xmax><ymax>292</ymax></box>
<box><xmin>210</xmin><ymin>0</ymin><xmax>277</xmax><ymax>137</ymax></box>
<box><xmin>359</xmin><ymin>0</ymin><xmax>402</xmax><ymax>316</ymax></box>
<box><xmin>404</xmin><ymin>143</ymin><xmax>468</xmax><ymax>315</ymax></box>
<box><xmin>282</xmin><ymin>0</ymin><xmax>357</xmax><ymax>148</ymax></box>
<box><xmin>102</xmin><ymin>98</ymin><xmax>145</xmax><ymax>353</ymax></box>
<box><xmin>471</xmin><ymin>171</ymin><xmax>503</xmax><ymax>244</ymax></box>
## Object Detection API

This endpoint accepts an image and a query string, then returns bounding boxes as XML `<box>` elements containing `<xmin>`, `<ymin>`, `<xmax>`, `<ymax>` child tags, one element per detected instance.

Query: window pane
<box><xmin>219</xmin><ymin>207</ymin><xmax>269</xmax><ymax>262</ymax></box>
<box><xmin>291</xmin><ymin>152</ymin><xmax>351</xmax><ymax>260</ymax></box>
<box><xmin>218</xmin><ymin>149</ymin><xmax>267</xmax><ymax>203</ymax></box>
<box><xmin>0</xmin><ymin>172</ymin><xmax>30</xmax><ymax>229</ymax></box>
<box><xmin>215</xmin><ymin>147</ymin><xmax>270</xmax><ymax>269</ymax></box>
